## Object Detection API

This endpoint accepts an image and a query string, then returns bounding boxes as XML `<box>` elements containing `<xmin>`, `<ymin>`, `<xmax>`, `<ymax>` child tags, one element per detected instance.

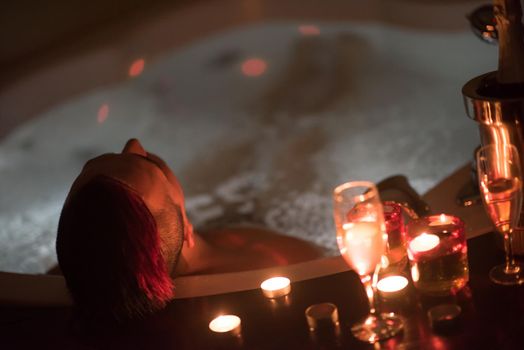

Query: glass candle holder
<box><xmin>383</xmin><ymin>201</ymin><xmax>407</xmax><ymax>269</ymax></box>
<box><xmin>406</xmin><ymin>214</ymin><xmax>469</xmax><ymax>295</ymax></box>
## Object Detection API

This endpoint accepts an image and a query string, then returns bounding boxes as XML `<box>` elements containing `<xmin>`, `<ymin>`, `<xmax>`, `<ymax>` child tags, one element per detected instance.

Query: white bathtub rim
<box><xmin>0</xmin><ymin>255</ymin><xmax>351</xmax><ymax>307</ymax></box>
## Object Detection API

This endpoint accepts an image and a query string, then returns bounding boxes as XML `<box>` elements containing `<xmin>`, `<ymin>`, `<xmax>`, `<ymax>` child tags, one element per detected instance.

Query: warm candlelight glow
<box><xmin>298</xmin><ymin>24</ymin><xmax>320</xmax><ymax>36</ymax></box>
<box><xmin>342</xmin><ymin>222</ymin><xmax>353</xmax><ymax>231</ymax></box>
<box><xmin>377</xmin><ymin>275</ymin><xmax>409</xmax><ymax>293</ymax></box>
<box><xmin>97</xmin><ymin>103</ymin><xmax>109</xmax><ymax>124</ymax></box>
<box><xmin>409</xmin><ymin>233</ymin><xmax>440</xmax><ymax>253</ymax></box>
<box><xmin>406</xmin><ymin>215</ymin><xmax>468</xmax><ymax>295</ymax></box>
<box><xmin>261</xmin><ymin>277</ymin><xmax>291</xmax><ymax>298</ymax></box>
<box><xmin>241</xmin><ymin>58</ymin><xmax>267</xmax><ymax>77</ymax></box>
<box><xmin>209</xmin><ymin>315</ymin><xmax>241</xmax><ymax>334</ymax></box>
<box><xmin>128</xmin><ymin>58</ymin><xmax>145</xmax><ymax>77</ymax></box>
<box><xmin>341</xmin><ymin>221</ymin><xmax>385</xmax><ymax>276</ymax></box>
<box><xmin>411</xmin><ymin>264</ymin><xmax>420</xmax><ymax>282</ymax></box>
<box><xmin>429</xmin><ymin>214</ymin><xmax>453</xmax><ymax>226</ymax></box>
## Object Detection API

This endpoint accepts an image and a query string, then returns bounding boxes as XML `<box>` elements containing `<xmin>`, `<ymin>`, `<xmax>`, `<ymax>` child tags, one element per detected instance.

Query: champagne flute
<box><xmin>477</xmin><ymin>144</ymin><xmax>524</xmax><ymax>285</ymax></box>
<box><xmin>333</xmin><ymin>181</ymin><xmax>403</xmax><ymax>343</ymax></box>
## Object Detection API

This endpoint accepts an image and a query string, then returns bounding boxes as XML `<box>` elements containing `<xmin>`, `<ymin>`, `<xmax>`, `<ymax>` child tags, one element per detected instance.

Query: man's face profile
<box><xmin>56</xmin><ymin>138</ymin><xmax>192</xmax><ymax>322</ymax></box>
<box><xmin>68</xmin><ymin>139</ymin><xmax>194</xmax><ymax>248</ymax></box>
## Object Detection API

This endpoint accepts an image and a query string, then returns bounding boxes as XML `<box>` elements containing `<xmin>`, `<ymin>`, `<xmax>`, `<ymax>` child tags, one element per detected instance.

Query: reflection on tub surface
<box><xmin>0</xmin><ymin>21</ymin><xmax>494</xmax><ymax>273</ymax></box>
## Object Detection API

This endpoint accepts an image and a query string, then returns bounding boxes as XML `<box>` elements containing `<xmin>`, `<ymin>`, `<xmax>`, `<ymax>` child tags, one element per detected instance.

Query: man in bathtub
<box><xmin>51</xmin><ymin>139</ymin><xmax>321</xmax><ymax>323</ymax></box>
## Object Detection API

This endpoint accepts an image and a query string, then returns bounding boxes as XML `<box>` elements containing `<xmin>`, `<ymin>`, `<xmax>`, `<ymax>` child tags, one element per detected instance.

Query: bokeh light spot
<box><xmin>298</xmin><ymin>25</ymin><xmax>320</xmax><ymax>36</ymax></box>
<box><xmin>241</xmin><ymin>58</ymin><xmax>267</xmax><ymax>77</ymax></box>
<box><xmin>97</xmin><ymin>104</ymin><xmax>109</xmax><ymax>124</ymax></box>
<box><xmin>129</xmin><ymin>58</ymin><xmax>145</xmax><ymax>77</ymax></box>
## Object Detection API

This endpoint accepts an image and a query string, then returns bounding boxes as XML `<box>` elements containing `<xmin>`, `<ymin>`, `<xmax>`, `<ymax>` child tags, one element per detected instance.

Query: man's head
<box><xmin>56</xmin><ymin>139</ymin><xmax>193</xmax><ymax>323</ymax></box>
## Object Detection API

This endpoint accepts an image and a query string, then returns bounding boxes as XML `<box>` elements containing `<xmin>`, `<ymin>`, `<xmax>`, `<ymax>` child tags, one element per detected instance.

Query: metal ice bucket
<box><xmin>463</xmin><ymin>71</ymin><xmax>524</xmax><ymax>254</ymax></box>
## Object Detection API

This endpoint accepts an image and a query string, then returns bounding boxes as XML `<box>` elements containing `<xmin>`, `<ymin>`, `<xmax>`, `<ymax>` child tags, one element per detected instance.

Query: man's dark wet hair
<box><xmin>56</xmin><ymin>175</ymin><xmax>183</xmax><ymax>323</ymax></box>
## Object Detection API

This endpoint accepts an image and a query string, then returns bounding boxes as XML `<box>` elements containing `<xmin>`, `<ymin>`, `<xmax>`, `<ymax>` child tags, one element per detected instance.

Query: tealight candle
<box><xmin>209</xmin><ymin>315</ymin><xmax>242</xmax><ymax>336</ymax></box>
<box><xmin>260</xmin><ymin>277</ymin><xmax>291</xmax><ymax>298</ymax></box>
<box><xmin>429</xmin><ymin>214</ymin><xmax>453</xmax><ymax>226</ymax></box>
<box><xmin>409</xmin><ymin>233</ymin><xmax>440</xmax><ymax>253</ymax></box>
<box><xmin>377</xmin><ymin>275</ymin><xmax>409</xmax><ymax>298</ymax></box>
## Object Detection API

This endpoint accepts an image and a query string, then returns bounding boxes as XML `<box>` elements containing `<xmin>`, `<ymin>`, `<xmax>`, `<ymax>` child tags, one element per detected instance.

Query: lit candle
<box><xmin>429</xmin><ymin>214</ymin><xmax>453</xmax><ymax>226</ymax></box>
<box><xmin>377</xmin><ymin>275</ymin><xmax>409</xmax><ymax>298</ymax></box>
<box><xmin>409</xmin><ymin>233</ymin><xmax>440</xmax><ymax>253</ymax></box>
<box><xmin>261</xmin><ymin>277</ymin><xmax>291</xmax><ymax>298</ymax></box>
<box><xmin>209</xmin><ymin>315</ymin><xmax>242</xmax><ymax>336</ymax></box>
<box><xmin>406</xmin><ymin>214</ymin><xmax>467</xmax><ymax>295</ymax></box>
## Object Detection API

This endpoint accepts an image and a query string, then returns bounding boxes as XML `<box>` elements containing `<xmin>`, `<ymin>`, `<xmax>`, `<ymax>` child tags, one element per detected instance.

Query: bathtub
<box><xmin>0</xmin><ymin>0</ymin><xmax>492</xmax><ymax>298</ymax></box>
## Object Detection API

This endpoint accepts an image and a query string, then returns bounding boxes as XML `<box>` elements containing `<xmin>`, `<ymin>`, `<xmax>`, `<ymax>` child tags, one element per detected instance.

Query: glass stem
<box><xmin>361</xmin><ymin>264</ymin><xmax>381</xmax><ymax>316</ymax></box>
<box><xmin>503</xmin><ymin>232</ymin><xmax>520</xmax><ymax>274</ymax></box>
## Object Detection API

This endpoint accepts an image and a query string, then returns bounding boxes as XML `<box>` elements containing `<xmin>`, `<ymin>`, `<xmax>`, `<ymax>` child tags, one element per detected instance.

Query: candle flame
<box><xmin>342</xmin><ymin>222</ymin><xmax>353</xmax><ymax>231</ymax></box>
<box><xmin>260</xmin><ymin>277</ymin><xmax>290</xmax><ymax>291</ymax></box>
<box><xmin>209</xmin><ymin>315</ymin><xmax>241</xmax><ymax>333</ymax></box>
<box><xmin>377</xmin><ymin>276</ymin><xmax>408</xmax><ymax>293</ymax></box>
<box><xmin>429</xmin><ymin>214</ymin><xmax>455</xmax><ymax>227</ymax></box>
<box><xmin>409</xmin><ymin>233</ymin><xmax>440</xmax><ymax>253</ymax></box>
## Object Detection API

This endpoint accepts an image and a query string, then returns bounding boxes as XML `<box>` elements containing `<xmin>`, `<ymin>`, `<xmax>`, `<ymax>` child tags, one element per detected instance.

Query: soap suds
<box><xmin>0</xmin><ymin>22</ymin><xmax>489</xmax><ymax>272</ymax></box>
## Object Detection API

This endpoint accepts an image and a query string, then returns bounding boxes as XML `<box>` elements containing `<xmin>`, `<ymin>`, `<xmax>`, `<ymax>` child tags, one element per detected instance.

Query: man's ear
<box><xmin>172</xmin><ymin>248</ymin><xmax>190</xmax><ymax>276</ymax></box>
<box><xmin>184</xmin><ymin>218</ymin><xmax>195</xmax><ymax>248</ymax></box>
<box><xmin>174</xmin><ymin>203</ymin><xmax>194</xmax><ymax>249</ymax></box>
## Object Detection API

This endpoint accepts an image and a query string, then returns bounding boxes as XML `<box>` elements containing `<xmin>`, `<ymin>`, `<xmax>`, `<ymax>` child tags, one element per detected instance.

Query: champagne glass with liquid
<box><xmin>333</xmin><ymin>181</ymin><xmax>403</xmax><ymax>343</ymax></box>
<box><xmin>477</xmin><ymin>144</ymin><xmax>524</xmax><ymax>285</ymax></box>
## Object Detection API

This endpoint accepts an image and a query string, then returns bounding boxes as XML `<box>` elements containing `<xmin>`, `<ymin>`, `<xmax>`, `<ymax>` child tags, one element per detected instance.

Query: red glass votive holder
<box><xmin>383</xmin><ymin>201</ymin><xmax>407</xmax><ymax>268</ymax></box>
<box><xmin>406</xmin><ymin>214</ymin><xmax>469</xmax><ymax>296</ymax></box>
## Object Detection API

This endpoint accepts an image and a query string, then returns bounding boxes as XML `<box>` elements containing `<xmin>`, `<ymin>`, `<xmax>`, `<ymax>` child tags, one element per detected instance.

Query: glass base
<box><xmin>489</xmin><ymin>263</ymin><xmax>524</xmax><ymax>285</ymax></box>
<box><xmin>350</xmin><ymin>313</ymin><xmax>403</xmax><ymax>343</ymax></box>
